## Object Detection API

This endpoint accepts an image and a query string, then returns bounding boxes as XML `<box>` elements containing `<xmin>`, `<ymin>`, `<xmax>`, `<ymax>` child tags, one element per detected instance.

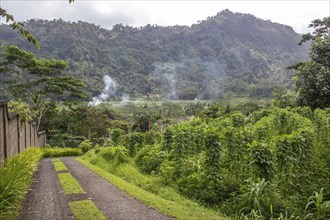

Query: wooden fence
<box><xmin>0</xmin><ymin>100</ymin><xmax>45</xmax><ymax>162</ymax></box>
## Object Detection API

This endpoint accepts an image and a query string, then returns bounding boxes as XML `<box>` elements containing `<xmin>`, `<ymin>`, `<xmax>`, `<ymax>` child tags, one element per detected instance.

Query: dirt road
<box><xmin>18</xmin><ymin>157</ymin><xmax>172</xmax><ymax>220</ymax></box>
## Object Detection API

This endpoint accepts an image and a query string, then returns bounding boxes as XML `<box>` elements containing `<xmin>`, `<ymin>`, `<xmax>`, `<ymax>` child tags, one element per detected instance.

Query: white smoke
<box><xmin>89</xmin><ymin>75</ymin><xmax>117</xmax><ymax>106</ymax></box>
<box><xmin>152</xmin><ymin>61</ymin><xmax>180</xmax><ymax>99</ymax></box>
<box><xmin>168</xmin><ymin>74</ymin><xmax>177</xmax><ymax>99</ymax></box>
<box><xmin>120</xmin><ymin>93</ymin><xmax>130</xmax><ymax>104</ymax></box>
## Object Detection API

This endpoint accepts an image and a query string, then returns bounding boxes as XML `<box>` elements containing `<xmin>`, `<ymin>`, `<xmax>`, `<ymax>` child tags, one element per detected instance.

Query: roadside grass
<box><xmin>77</xmin><ymin>157</ymin><xmax>226</xmax><ymax>220</ymax></box>
<box><xmin>0</xmin><ymin>148</ymin><xmax>43</xmax><ymax>220</ymax></box>
<box><xmin>69</xmin><ymin>200</ymin><xmax>107</xmax><ymax>220</ymax></box>
<box><xmin>57</xmin><ymin>173</ymin><xmax>85</xmax><ymax>195</ymax></box>
<box><xmin>43</xmin><ymin>147</ymin><xmax>81</xmax><ymax>158</ymax></box>
<box><xmin>52</xmin><ymin>159</ymin><xmax>68</xmax><ymax>172</ymax></box>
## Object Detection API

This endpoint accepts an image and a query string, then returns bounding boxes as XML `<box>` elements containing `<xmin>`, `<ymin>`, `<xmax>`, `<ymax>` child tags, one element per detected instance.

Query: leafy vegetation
<box><xmin>79</xmin><ymin>106</ymin><xmax>330</xmax><ymax>219</ymax></box>
<box><xmin>0</xmin><ymin>7</ymin><xmax>39</xmax><ymax>48</ymax></box>
<box><xmin>8</xmin><ymin>99</ymin><xmax>32</xmax><ymax>124</ymax></box>
<box><xmin>0</xmin><ymin>45</ymin><xmax>86</xmax><ymax>130</ymax></box>
<box><xmin>0</xmin><ymin>148</ymin><xmax>43</xmax><ymax>220</ymax></box>
<box><xmin>77</xmin><ymin>158</ymin><xmax>225</xmax><ymax>220</ymax></box>
<box><xmin>57</xmin><ymin>173</ymin><xmax>85</xmax><ymax>194</ymax></box>
<box><xmin>69</xmin><ymin>200</ymin><xmax>107</xmax><ymax>220</ymax></box>
<box><xmin>291</xmin><ymin>17</ymin><xmax>330</xmax><ymax>109</ymax></box>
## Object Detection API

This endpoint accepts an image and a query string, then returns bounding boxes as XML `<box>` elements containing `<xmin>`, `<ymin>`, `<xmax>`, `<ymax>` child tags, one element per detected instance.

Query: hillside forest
<box><xmin>0</xmin><ymin>10</ymin><xmax>309</xmax><ymax>100</ymax></box>
<box><xmin>0</xmin><ymin>9</ymin><xmax>330</xmax><ymax>220</ymax></box>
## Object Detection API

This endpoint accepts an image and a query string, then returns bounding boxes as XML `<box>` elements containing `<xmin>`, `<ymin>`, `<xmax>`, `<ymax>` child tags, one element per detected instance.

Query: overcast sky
<box><xmin>1</xmin><ymin>1</ymin><xmax>329</xmax><ymax>34</ymax></box>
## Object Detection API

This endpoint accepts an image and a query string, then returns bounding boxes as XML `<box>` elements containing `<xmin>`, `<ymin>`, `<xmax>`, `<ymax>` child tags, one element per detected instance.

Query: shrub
<box><xmin>122</xmin><ymin>132</ymin><xmax>145</xmax><ymax>156</ymax></box>
<box><xmin>144</xmin><ymin>130</ymin><xmax>162</xmax><ymax>145</ymax></box>
<box><xmin>135</xmin><ymin>144</ymin><xmax>164</xmax><ymax>174</ymax></box>
<box><xmin>79</xmin><ymin>140</ymin><xmax>93</xmax><ymax>153</ymax></box>
<box><xmin>110</xmin><ymin>128</ymin><xmax>125</xmax><ymax>146</ymax></box>
<box><xmin>100</xmin><ymin>146</ymin><xmax>130</xmax><ymax>164</ymax></box>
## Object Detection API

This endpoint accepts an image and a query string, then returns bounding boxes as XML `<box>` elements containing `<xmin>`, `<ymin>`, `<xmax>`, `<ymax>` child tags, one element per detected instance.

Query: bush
<box><xmin>0</xmin><ymin>148</ymin><xmax>43</xmax><ymax>219</ymax></box>
<box><xmin>100</xmin><ymin>146</ymin><xmax>130</xmax><ymax>164</ymax></box>
<box><xmin>135</xmin><ymin>145</ymin><xmax>164</xmax><ymax>174</ymax></box>
<box><xmin>122</xmin><ymin>132</ymin><xmax>145</xmax><ymax>156</ymax></box>
<box><xmin>110</xmin><ymin>128</ymin><xmax>126</xmax><ymax>146</ymax></box>
<box><xmin>144</xmin><ymin>130</ymin><xmax>162</xmax><ymax>145</ymax></box>
<box><xmin>79</xmin><ymin>140</ymin><xmax>93</xmax><ymax>153</ymax></box>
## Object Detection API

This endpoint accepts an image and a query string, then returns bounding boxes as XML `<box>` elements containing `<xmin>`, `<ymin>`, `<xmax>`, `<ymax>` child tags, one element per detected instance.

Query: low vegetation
<box><xmin>80</xmin><ymin>106</ymin><xmax>330</xmax><ymax>219</ymax></box>
<box><xmin>77</xmin><ymin>158</ymin><xmax>225</xmax><ymax>220</ymax></box>
<box><xmin>42</xmin><ymin>147</ymin><xmax>82</xmax><ymax>158</ymax></box>
<box><xmin>57</xmin><ymin>173</ymin><xmax>85</xmax><ymax>195</ymax></box>
<box><xmin>69</xmin><ymin>200</ymin><xmax>107</xmax><ymax>220</ymax></box>
<box><xmin>0</xmin><ymin>148</ymin><xmax>43</xmax><ymax>219</ymax></box>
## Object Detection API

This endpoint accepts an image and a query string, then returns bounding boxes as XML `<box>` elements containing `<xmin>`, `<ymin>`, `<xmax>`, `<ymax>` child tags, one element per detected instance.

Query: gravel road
<box><xmin>18</xmin><ymin>157</ymin><xmax>173</xmax><ymax>220</ymax></box>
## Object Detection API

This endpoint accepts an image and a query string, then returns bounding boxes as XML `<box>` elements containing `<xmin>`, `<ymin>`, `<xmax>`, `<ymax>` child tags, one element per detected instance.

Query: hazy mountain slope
<box><xmin>0</xmin><ymin>10</ymin><xmax>309</xmax><ymax>99</ymax></box>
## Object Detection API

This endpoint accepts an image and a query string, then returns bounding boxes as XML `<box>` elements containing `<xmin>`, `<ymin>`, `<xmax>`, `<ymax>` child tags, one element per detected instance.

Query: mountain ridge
<box><xmin>0</xmin><ymin>10</ymin><xmax>309</xmax><ymax>99</ymax></box>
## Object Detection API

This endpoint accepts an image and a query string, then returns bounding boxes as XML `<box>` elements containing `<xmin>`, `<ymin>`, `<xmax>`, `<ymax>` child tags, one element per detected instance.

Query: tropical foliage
<box><xmin>291</xmin><ymin>17</ymin><xmax>330</xmax><ymax>109</ymax></box>
<box><xmin>0</xmin><ymin>45</ymin><xmax>86</xmax><ymax>130</ymax></box>
<box><xmin>82</xmin><ymin>107</ymin><xmax>330</xmax><ymax>219</ymax></box>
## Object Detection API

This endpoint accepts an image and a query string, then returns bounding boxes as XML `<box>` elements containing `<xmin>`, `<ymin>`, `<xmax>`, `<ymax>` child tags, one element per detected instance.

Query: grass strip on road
<box><xmin>77</xmin><ymin>158</ymin><xmax>225</xmax><ymax>220</ymax></box>
<box><xmin>52</xmin><ymin>159</ymin><xmax>68</xmax><ymax>172</ymax></box>
<box><xmin>58</xmin><ymin>173</ymin><xmax>85</xmax><ymax>195</ymax></box>
<box><xmin>69</xmin><ymin>200</ymin><xmax>107</xmax><ymax>220</ymax></box>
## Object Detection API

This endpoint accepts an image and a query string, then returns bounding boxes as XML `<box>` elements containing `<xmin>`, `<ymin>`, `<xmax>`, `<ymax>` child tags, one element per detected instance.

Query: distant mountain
<box><xmin>0</xmin><ymin>10</ymin><xmax>309</xmax><ymax>99</ymax></box>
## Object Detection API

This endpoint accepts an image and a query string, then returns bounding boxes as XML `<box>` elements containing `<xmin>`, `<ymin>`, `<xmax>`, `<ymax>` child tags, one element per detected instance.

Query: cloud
<box><xmin>1</xmin><ymin>1</ymin><xmax>148</xmax><ymax>29</ymax></box>
<box><xmin>1</xmin><ymin>1</ymin><xmax>328</xmax><ymax>33</ymax></box>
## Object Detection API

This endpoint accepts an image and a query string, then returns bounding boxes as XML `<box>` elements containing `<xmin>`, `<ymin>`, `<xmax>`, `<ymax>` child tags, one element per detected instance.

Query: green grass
<box><xmin>57</xmin><ymin>173</ymin><xmax>85</xmax><ymax>195</ymax></box>
<box><xmin>77</xmin><ymin>157</ymin><xmax>226</xmax><ymax>220</ymax></box>
<box><xmin>0</xmin><ymin>148</ymin><xmax>43</xmax><ymax>220</ymax></box>
<box><xmin>43</xmin><ymin>147</ymin><xmax>81</xmax><ymax>158</ymax></box>
<box><xmin>52</xmin><ymin>159</ymin><xmax>68</xmax><ymax>172</ymax></box>
<box><xmin>69</xmin><ymin>200</ymin><xmax>107</xmax><ymax>220</ymax></box>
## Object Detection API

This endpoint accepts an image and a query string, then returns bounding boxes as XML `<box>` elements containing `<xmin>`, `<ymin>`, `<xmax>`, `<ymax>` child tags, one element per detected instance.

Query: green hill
<box><xmin>0</xmin><ymin>10</ymin><xmax>309</xmax><ymax>100</ymax></box>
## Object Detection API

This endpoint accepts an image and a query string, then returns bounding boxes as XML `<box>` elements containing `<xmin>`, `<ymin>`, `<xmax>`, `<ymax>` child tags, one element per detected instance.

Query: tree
<box><xmin>0</xmin><ymin>45</ymin><xmax>86</xmax><ymax>130</ymax></box>
<box><xmin>291</xmin><ymin>17</ymin><xmax>330</xmax><ymax>109</ymax></box>
<box><xmin>0</xmin><ymin>8</ymin><xmax>39</xmax><ymax>48</ymax></box>
<box><xmin>0</xmin><ymin>0</ymin><xmax>74</xmax><ymax>48</ymax></box>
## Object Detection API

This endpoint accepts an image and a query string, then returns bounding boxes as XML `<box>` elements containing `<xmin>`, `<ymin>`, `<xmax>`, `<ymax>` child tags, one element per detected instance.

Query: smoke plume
<box><xmin>89</xmin><ymin>75</ymin><xmax>117</xmax><ymax>106</ymax></box>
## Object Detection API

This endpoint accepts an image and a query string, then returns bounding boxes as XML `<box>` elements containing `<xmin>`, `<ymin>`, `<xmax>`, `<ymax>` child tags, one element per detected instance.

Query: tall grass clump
<box><xmin>0</xmin><ymin>148</ymin><xmax>43</xmax><ymax>219</ymax></box>
<box><xmin>42</xmin><ymin>147</ymin><xmax>82</xmax><ymax>158</ymax></box>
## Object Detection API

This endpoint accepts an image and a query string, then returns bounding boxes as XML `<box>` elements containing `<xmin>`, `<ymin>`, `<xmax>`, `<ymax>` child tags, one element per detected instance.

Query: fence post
<box><xmin>3</xmin><ymin>102</ymin><xmax>8</xmax><ymax>160</ymax></box>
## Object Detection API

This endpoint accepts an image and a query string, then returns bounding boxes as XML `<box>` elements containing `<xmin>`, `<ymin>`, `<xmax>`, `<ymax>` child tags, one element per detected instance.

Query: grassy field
<box><xmin>58</xmin><ymin>97</ymin><xmax>270</xmax><ymax>109</ymax></box>
<box><xmin>99</xmin><ymin>97</ymin><xmax>270</xmax><ymax>108</ymax></box>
